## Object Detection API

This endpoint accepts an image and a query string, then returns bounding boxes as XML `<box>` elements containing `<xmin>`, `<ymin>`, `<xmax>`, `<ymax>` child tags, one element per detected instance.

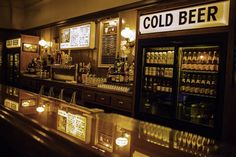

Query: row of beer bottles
<box><xmin>144</xmin><ymin>77</ymin><xmax>173</xmax><ymax>93</ymax></box>
<box><xmin>182</xmin><ymin>50</ymin><xmax>219</xmax><ymax>71</ymax></box>
<box><xmin>180</xmin><ymin>73</ymin><xmax>217</xmax><ymax>96</ymax></box>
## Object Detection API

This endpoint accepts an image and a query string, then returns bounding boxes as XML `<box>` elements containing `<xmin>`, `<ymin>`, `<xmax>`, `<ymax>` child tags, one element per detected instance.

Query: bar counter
<box><xmin>0</xmin><ymin>84</ymin><xmax>235</xmax><ymax>157</ymax></box>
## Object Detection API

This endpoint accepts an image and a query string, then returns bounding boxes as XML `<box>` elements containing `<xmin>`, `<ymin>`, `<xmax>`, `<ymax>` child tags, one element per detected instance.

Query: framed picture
<box><xmin>98</xmin><ymin>18</ymin><xmax>120</xmax><ymax>68</ymax></box>
<box><xmin>22</xmin><ymin>43</ymin><xmax>38</xmax><ymax>53</ymax></box>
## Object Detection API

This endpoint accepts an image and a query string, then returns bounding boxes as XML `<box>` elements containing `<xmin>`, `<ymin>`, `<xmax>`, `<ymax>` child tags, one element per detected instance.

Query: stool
<box><xmin>39</xmin><ymin>85</ymin><xmax>45</xmax><ymax>95</ymax></box>
<box><xmin>58</xmin><ymin>88</ymin><xmax>64</xmax><ymax>100</ymax></box>
<box><xmin>48</xmin><ymin>87</ymin><xmax>55</xmax><ymax>97</ymax></box>
<box><xmin>70</xmin><ymin>91</ymin><xmax>77</xmax><ymax>104</ymax></box>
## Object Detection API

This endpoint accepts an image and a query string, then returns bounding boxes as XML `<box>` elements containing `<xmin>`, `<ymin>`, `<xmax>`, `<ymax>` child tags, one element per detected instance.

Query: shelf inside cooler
<box><xmin>145</xmin><ymin>63</ymin><xmax>174</xmax><ymax>68</ymax></box>
<box><xmin>181</xmin><ymin>70</ymin><xmax>218</xmax><ymax>74</ymax></box>
<box><xmin>144</xmin><ymin>75</ymin><xmax>173</xmax><ymax>79</ymax></box>
<box><xmin>180</xmin><ymin>46</ymin><xmax>219</xmax><ymax>50</ymax></box>
<box><xmin>177</xmin><ymin>118</ymin><xmax>214</xmax><ymax>128</ymax></box>
<box><xmin>180</xmin><ymin>92</ymin><xmax>216</xmax><ymax>99</ymax></box>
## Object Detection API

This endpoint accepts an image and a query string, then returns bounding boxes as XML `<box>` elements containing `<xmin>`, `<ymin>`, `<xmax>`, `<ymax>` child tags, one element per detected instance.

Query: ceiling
<box><xmin>7</xmin><ymin>0</ymin><xmax>43</xmax><ymax>8</ymax></box>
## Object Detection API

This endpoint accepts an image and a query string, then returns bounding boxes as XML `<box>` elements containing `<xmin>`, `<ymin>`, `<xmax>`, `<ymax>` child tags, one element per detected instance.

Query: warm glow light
<box><xmin>121</xmin><ymin>27</ymin><xmax>135</xmax><ymax>41</ymax></box>
<box><xmin>39</xmin><ymin>39</ymin><xmax>47</xmax><ymax>47</ymax></box>
<box><xmin>36</xmin><ymin>106</ymin><xmax>45</xmax><ymax>113</ymax></box>
<box><xmin>200</xmin><ymin>55</ymin><xmax>204</xmax><ymax>59</ymax></box>
<box><xmin>109</xmin><ymin>20</ymin><xmax>117</xmax><ymax>26</ymax></box>
<box><xmin>115</xmin><ymin>137</ymin><xmax>128</xmax><ymax>147</ymax></box>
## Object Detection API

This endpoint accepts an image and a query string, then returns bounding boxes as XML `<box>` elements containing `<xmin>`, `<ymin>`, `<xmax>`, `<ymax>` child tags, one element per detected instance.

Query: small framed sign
<box><xmin>22</xmin><ymin>43</ymin><xmax>38</xmax><ymax>53</ymax></box>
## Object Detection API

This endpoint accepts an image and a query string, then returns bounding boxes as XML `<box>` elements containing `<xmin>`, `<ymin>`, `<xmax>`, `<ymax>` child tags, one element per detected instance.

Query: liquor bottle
<box><xmin>202</xmin><ymin>51</ymin><xmax>208</xmax><ymax>71</ymax></box>
<box><xmin>190</xmin><ymin>74</ymin><xmax>196</xmax><ymax>93</ymax></box>
<box><xmin>153</xmin><ymin>78</ymin><xmax>157</xmax><ymax>93</ymax></box>
<box><xmin>128</xmin><ymin>61</ymin><xmax>135</xmax><ymax>83</ymax></box>
<box><xmin>182</xmin><ymin>51</ymin><xmax>188</xmax><ymax>69</ymax></box>
<box><xmin>210</xmin><ymin>75</ymin><xmax>217</xmax><ymax>95</ymax></box>
<box><xmin>153</xmin><ymin>67</ymin><xmax>157</xmax><ymax>76</ymax></box>
<box><xmin>207</xmin><ymin>51</ymin><xmax>212</xmax><ymax>71</ymax></box>
<box><xmin>161</xmin><ymin>80</ymin><xmax>165</xmax><ymax>92</ymax></box>
<box><xmin>200</xmin><ymin>75</ymin><xmax>206</xmax><ymax>94</ymax></box>
<box><xmin>205</xmin><ymin>76</ymin><xmax>211</xmax><ymax>95</ymax></box>
<box><xmin>180</xmin><ymin>73</ymin><xmax>186</xmax><ymax>92</ymax></box>
<box><xmin>157</xmin><ymin>79</ymin><xmax>161</xmax><ymax>91</ymax></box>
<box><xmin>160</xmin><ymin>67</ymin><xmax>164</xmax><ymax>77</ymax></box>
<box><xmin>163</xmin><ymin>51</ymin><xmax>167</xmax><ymax>64</ymax></box>
<box><xmin>148</xmin><ymin>78</ymin><xmax>153</xmax><ymax>91</ymax></box>
<box><xmin>124</xmin><ymin>58</ymin><xmax>129</xmax><ymax>83</ymax></box>
<box><xmin>144</xmin><ymin>93</ymin><xmax>151</xmax><ymax>113</ymax></box>
<box><xmin>195</xmin><ymin>75</ymin><xmax>201</xmax><ymax>94</ymax></box>
<box><xmin>144</xmin><ymin>77</ymin><xmax>148</xmax><ymax>90</ymax></box>
<box><xmin>107</xmin><ymin>66</ymin><xmax>112</xmax><ymax>82</ymax></box>
<box><xmin>197</xmin><ymin>51</ymin><xmax>203</xmax><ymax>71</ymax></box>
<box><xmin>212</xmin><ymin>51</ymin><xmax>218</xmax><ymax>71</ymax></box>
<box><xmin>192</xmin><ymin>51</ymin><xmax>197</xmax><ymax>70</ymax></box>
<box><xmin>150</xmin><ymin>52</ymin><xmax>154</xmax><ymax>64</ymax></box>
<box><xmin>166</xmin><ymin>80</ymin><xmax>171</xmax><ymax>92</ymax></box>
<box><xmin>156</xmin><ymin>67</ymin><xmax>160</xmax><ymax>76</ymax></box>
<box><xmin>185</xmin><ymin>74</ymin><xmax>191</xmax><ymax>92</ymax></box>
<box><xmin>146</xmin><ymin>52</ymin><xmax>150</xmax><ymax>63</ymax></box>
<box><xmin>187</xmin><ymin>51</ymin><xmax>192</xmax><ymax>70</ymax></box>
<box><xmin>159</xmin><ymin>52</ymin><xmax>163</xmax><ymax>64</ymax></box>
<box><xmin>154</xmin><ymin>52</ymin><xmax>158</xmax><ymax>64</ymax></box>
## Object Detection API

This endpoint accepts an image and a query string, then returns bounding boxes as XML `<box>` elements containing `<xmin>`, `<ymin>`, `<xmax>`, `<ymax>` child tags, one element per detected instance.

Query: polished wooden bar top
<box><xmin>0</xmin><ymin>84</ymin><xmax>235</xmax><ymax>157</ymax></box>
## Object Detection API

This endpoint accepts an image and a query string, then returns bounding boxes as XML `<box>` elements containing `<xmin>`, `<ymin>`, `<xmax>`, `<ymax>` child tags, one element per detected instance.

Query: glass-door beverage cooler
<box><xmin>135</xmin><ymin>34</ymin><xmax>226</xmax><ymax>138</ymax></box>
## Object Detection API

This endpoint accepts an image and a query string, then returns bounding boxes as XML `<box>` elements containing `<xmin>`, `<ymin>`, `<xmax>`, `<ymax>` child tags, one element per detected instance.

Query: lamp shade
<box><xmin>121</xmin><ymin>27</ymin><xmax>136</xmax><ymax>42</ymax></box>
<box><xmin>39</xmin><ymin>39</ymin><xmax>47</xmax><ymax>47</ymax></box>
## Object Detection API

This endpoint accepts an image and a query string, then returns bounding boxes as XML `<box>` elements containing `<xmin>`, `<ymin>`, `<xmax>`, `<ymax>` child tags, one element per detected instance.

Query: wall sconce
<box><xmin>36</xmin><ymin>105</ymin><xmax>45</xmax><ymax>113</ymax></box>
<box><xmin>39</xmin><ymin>39</ymin><xmax>47</xmax><ymax>47</ymax></box>
<box><xmin>121</xmin><ymin>27</ymin><xmax>135</xmax><ymax>47</ymax></box>
<box><xmin>121</xmin><ymin>27</ymin><xmax>135</xmax><ymax>56</ymax></box>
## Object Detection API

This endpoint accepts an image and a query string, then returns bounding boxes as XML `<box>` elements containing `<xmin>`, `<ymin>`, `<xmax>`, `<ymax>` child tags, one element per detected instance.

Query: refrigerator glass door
<box><xmin>177</xmin><ymin>46</ymin><xmax>219</xmax><ymax>127</ymax></box>
<box><xmin>140</xmin><ymin>47</ymin><xmax>176</xmax><ymax>118</ymax></box>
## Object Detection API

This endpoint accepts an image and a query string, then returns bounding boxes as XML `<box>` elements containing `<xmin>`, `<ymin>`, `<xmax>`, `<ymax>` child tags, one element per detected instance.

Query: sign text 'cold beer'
<box><xmin>139</xmin><ymin>1</ymin><xmax>229</xmax><ymax>34</ymax></box>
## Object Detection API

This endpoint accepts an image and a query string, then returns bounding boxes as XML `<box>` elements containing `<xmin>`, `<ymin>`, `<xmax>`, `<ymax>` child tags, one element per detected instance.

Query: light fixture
<box><xmin>115</xmin><ymin>131</ymin><xmax>130</xmax><ymax>147</ymax></box>
<box><xmin>36</xmin><ymin>105</ymin><xmax>45</xmax><ymax>113</ymax></box>
<box><xmin>121</xmin><ymin>27</ymin><xmax>135</xmax><ymax>42</ymax></box>
<box><xmin>115</xmin><ymin>137</ymin><xmax>128</xmax><ymax>147</ymax></box>
<box><xmin>39</xmin><ymin>39</ymin><xmax>47</xmax><ymax>47</ymax></box>
<box><xmin>121</xmin><ymin>27</ymin><xmax>135</xmax><ymax>48</ymax></box>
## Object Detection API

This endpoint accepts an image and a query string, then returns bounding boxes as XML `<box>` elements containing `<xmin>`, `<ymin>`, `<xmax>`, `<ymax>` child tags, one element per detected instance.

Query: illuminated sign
<box><xmin>4</xmin><ymin>99</ymin><xmax>19</xmax><ymax>111</ymax></box>
<box><xmin>66</xmin><ymin>113</ymin><xmax>87</xmax><ymax>142</ymax></box>
<box><xmin>6</xmin><ymin>38</ymin><xmax>21</xmax><ymax>48</ymax></box>
<box><xmin>60</xmin><ymin>22</ymin><xmax>95</xmax><ymax>49</ymax></box>
<box><xmin>139</xmin><ymin>1</ymin><xmax>229</xmax><ymax>34</ymax></box>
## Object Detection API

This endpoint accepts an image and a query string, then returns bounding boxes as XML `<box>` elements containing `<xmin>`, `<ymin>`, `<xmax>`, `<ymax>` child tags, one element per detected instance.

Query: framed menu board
<box><xmin>60</xmin><ymin>22</ymin><xmax>96</xmax><ymax>50</ymax></box>
<box><xmin>98</xmin><ymin>18</ymin><xmax>120</xmax><ymax>67</ymax></box>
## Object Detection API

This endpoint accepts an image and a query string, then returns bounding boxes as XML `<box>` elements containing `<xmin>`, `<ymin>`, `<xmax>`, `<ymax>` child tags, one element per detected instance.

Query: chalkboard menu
<box><xmin>98</xmin><ymin>18</ymin><xmax>119</xmax><ymax>67</ymax></box>
<box><xmin>60</xmin><ymin>22</ymin><xmax>95</xmax><ymax>50</ymax></box>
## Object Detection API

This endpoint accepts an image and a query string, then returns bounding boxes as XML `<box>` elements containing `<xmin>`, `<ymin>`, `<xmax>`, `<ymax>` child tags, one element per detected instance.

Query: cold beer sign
<box><xmin>139</xmin><ymin>1</ymin><xmax>229</xmax><ymax>34</ymax></box>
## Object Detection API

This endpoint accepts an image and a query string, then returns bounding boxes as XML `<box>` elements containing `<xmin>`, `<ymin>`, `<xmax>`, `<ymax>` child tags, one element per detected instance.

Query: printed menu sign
<box><xmin>139</xmin><ymin>1</ymin><xmax>229</xmax><ymax>34</ymax></box>
<box><xmin>66</xmin><ymin>113</ymin><xmax>87</xmax><ymax>142</ymax></box>
<box><xmin>60</xmin><ymin>22</ymin><xmax>95</xmax><ymax>49</ymax></box>
<box><xmin>57</xmin><ymin>110</ymin><xmax>87</xmax><ymax>142</ymax></box>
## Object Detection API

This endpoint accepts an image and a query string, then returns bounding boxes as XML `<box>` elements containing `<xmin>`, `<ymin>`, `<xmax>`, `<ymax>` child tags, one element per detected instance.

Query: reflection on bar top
<box><xmin>0</xmin><ymin>84</ymin><xmax>234</xmax><ymax>157</ymax></box>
